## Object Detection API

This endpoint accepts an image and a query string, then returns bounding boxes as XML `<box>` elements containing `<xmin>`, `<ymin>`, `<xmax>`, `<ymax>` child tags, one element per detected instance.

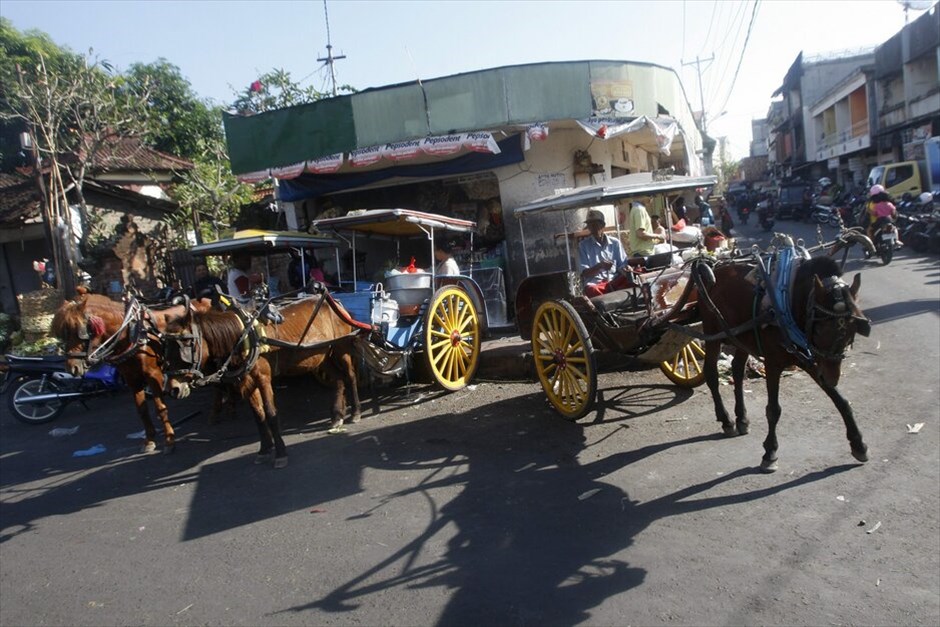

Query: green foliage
<box><xmin>9</xmin><ymin>333</ymin><xmax>62</xmax><ymax>356</ymax></box>
<box><xmin>124</xmin><ymin>59</ymin><xmax>223</xmax><ymax>161</ymax></box>
<box><xmin>231</xmin><ymin>68</ymin><xmax>355</xmax><ymax>114</ymax></box>
<box><xmin>169</xmin><ymin>134</ymin><xmax>254</xmax><ymax>245</ymax></box>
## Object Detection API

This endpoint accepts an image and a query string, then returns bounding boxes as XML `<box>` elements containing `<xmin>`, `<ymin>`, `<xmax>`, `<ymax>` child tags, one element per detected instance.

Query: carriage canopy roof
<box><xmin>189</xmin><ymin>229</ymin><xmax>339</xmax><ymax>256</ymax></box>
<box><xmin>313</xmin><ymin>209</ymin><xmax>476</xmax><ymax>238</ymax></box>
<box><xmin>512</xmin><ymin>173</ymin><xmax>718</xmax><ymax>217</ymax></box>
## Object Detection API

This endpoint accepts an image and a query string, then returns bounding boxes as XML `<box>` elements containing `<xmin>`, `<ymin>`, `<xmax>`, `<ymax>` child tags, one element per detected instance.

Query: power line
<box><xmin>715</xmin><ymin>0</ymin><xmax>761</xmax><ymax>117</ymax></box>
<box><xmin>699</xmin><ymin>0</ymin><xmax>720</xmax><ymax>57</ymax></box>
<box><xmin>704</xmin><ymin>0</ymin><xmax>750</xmax><ymax>111</ymax></box>
<box><xmin>682</xmin><ymin>0</ymin><xmax>687</xmax><ymax>62</ymax></box>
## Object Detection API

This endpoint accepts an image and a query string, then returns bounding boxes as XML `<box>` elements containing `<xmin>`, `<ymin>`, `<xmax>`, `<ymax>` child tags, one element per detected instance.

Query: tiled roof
<box><xmin>0</xmin><ymin>172</ymin><xmax>41</xmax><ymax>225</ymax></box>
<box><xmin>88</xmin><ymin>136</ymin><xmax>194</xmax><ymax>172</ymax></box>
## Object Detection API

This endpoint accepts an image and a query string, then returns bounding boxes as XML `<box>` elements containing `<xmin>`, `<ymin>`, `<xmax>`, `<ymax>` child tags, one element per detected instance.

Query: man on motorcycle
<box><xmin>867</xmin><ymin>184</ymin><xmax>901</xmax><ymax>246</ymax></box>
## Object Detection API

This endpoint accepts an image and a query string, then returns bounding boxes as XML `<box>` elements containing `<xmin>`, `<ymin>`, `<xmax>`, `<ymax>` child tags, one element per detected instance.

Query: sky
<box><xmin>2</xmin><ymin>0</ymin><xmax>933</xmax><ymax>160</ymax></box>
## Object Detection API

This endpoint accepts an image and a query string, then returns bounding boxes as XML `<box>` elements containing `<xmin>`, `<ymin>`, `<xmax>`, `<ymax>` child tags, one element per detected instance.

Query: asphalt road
<box><xmin>1</xmin><ymin>217</ymin><xmax>938</xmax><ymax>626</ymax></box>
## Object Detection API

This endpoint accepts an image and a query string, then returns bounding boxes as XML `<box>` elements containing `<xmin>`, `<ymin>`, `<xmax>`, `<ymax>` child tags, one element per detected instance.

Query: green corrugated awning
<box><xmin>223</xmin><ymin>60</ymin><xmax>698</xmax><ymax>176</ymax></box>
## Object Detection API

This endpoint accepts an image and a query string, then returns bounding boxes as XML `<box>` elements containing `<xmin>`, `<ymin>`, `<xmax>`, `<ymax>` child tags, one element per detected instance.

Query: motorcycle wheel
<box><xmin>878</xmin><ymin>242</ymin><xmax>893</xmax><ymax>265</ymax></box>
<box><xmin>7</xmin><ymin>376</ymin><xmax>66</xmax><ymax>424</ymax></box>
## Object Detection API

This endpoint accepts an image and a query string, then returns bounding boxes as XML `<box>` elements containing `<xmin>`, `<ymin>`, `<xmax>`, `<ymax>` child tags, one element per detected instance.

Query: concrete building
<box><xmin>223</xmin><ymin>60</ymin><xmax>707</xmax><ymax>306</ymax></box>
<box><xmin>771</xmin><ymin>4</ymin><xmax>939</xmax><ymax>190</ymax></box>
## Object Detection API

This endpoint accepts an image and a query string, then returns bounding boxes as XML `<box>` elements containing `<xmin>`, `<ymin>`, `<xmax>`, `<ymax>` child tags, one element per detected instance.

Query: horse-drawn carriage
<box><xmin>512</xmin><ymin>172</ymin><xmax>719</xmax><ymax>420</ymax></box>
<box><xmin>510</xmin><ymin>171</ymin><xmax>873</xmax><ymax>470</ymax></box>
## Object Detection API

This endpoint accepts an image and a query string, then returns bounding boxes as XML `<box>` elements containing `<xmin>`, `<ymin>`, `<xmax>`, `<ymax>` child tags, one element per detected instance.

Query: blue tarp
<box><xmin>279</xmin><ymin>135</ymin><xmax>525</xmax><ymax>201</ymax></box>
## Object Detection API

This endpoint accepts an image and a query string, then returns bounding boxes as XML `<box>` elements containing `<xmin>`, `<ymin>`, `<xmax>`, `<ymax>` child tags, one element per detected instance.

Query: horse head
<box><xmin>804</xmin><ymin>268</ymin><xmax>870</xmax><ymax>387</ymax></box>
<box><xmin>51</xmin><ymin>294</ymin><xmax>108</xmax><ymax>376</ymax></box>
<box><xmin>161</xmin><ymin>299</ymin><xmax>204</xmax><ymax>400</ymax></box>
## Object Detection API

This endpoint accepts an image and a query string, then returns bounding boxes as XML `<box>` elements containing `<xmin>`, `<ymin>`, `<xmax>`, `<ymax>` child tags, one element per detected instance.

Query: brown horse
<box><xmin>162</xmin><ymin>295</ymin><xmax>365</xmax><ymax>468</ymax></box>
<box><xmin>696</xmin><ymin>255</ymin><xmax>871</xmax><ymax>471</ymax></box>
<box><xmin>51</xmin><ymin>292</ymin><xmax>211</xmax><ymax>453</ymax></box>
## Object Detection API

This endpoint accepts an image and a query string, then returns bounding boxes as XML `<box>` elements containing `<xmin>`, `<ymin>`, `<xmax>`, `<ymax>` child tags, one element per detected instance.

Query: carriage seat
<box><xmin>590</xmin><ymin>289</ymin><xmax>639</xmax><ymax>315</ymax></box>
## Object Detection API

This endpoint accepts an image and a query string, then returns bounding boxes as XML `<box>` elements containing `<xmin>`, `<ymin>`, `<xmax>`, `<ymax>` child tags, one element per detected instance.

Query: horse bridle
<box><xmin>803</xmin><ymin>276</ymin><xmax>869</xmax><ymax>362</ymax></box>
<box><xmin>69</xmin><ymin>297</ymin><xmax>156</xmax><ymax>366</ymax></box>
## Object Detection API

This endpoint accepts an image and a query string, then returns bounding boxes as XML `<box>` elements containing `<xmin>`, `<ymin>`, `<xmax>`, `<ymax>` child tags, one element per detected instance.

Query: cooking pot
<box><xmin>385</xmin><ymin>272</ymin><xmax>431</xmax><ymax>291</ymax></box>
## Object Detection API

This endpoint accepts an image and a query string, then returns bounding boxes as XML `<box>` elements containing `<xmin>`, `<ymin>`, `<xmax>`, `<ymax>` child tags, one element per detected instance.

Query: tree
<box><xmin>1</xmin><ymin>20</ymin><xmax>154</xmax><ymax>296</ymax></box>
<box><xmin>169</xmin><ymin>130</ymin><xmax>254</xmax><ymax>246</ymax></box>
<box><xmin>124</xmin><ymin>59</ymin><xmax>223</xmax><ymax>161</ymax></box>
<box><xmin>231</xmin><ymin>68</ymin><xmax>355</xmax><ymax>114</ymax></box>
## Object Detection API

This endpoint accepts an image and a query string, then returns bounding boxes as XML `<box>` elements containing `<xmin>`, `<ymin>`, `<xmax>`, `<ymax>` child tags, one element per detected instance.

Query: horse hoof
<box><xmin>722</xmin><ymin>424</ymin><xmax>737</xmax><ymax>437</ymax></box>
<box><xmin>349</xmin><ymin>413</ymin><xmax>362</xmax><ymax>424</ymax></box>
<box><xmin>736</xmin><ymin>422</ymin><xmax>750</xmax><ymax>436</ymax></box>
<box><xmin>852</xmin><ymin>447</ymin><xmax>869</xmax><ymax>463</ymax></box>
<box><xmin>142</xmin><ymin>441</ymin><xmax>157</xmax><ymax>454</ymax></box>
<box><xmin>162</xmin><ymin>444</ymin><xmax>176</xmax><ymax>455</ymax></box>
<box><xmin>274</xmin><ymin>456</ymin><xmax>289</xmax><ymax>469</ymax></box>
<box><xmin>255</xmin><ymin>451</ymin><xmax>274</xmax><ymax>464</ymax></box>
<box><xmin>760</xmin><ymin>458</ymin><xmax>779</xmax><ymax>473</ymax></box>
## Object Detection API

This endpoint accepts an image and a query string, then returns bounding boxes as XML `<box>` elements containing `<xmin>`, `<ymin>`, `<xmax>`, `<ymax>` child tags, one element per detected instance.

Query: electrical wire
<box><xmin>704</xmin><ymin>0</ymin><xmax>750</xmax><ymax>112</ymax></box>
<box><xmin>699</xmin><ymin>0</ymin><xmax>720</xmax><ymax>57</ymax></box>
<box><xmin>715</xmin><ymin>0</ymin><xmax>761</xmax><ymax>117</ymax></box>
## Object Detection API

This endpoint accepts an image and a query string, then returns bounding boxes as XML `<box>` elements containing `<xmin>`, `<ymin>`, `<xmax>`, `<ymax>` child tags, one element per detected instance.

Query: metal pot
<box><xmin>384</xmin><ymin>272</ymin><xmax>432</xmax><ymax>291</ymax></box>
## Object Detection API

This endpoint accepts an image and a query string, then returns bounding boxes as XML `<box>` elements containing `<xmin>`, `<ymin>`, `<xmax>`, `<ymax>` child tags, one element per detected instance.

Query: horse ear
<box><xmin>849</xmin><ymin>273</ymin><xmax>861</xmax><ymax>300</ymax></box>
<box><xmin>813</xmin><ymin>276</ymin><xmax>826</xmax><ymax>303</ymax></box>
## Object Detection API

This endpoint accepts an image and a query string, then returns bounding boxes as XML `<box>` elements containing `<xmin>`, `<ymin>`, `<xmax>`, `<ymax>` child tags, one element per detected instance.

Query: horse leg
<box><xmin>731</xmin><ymin>349</ymin><xmax>750</xmax><ymax>435</ymax></box>
<box><xmin>704</xmin><ymin>340</ymin><xmax>735</xmax><ymax>436</ymax></box>
<box><xmin>131</xmin><ymin>386</ymin><xmax>158</xmax><ymax>453</ymax></box>
<box><xmin>246</xmin><ymin>385</ymin><xmax>275</xmax><ymax>464</ymax></box>
<box><xmin>761</xmin><ymin>365</ymin><xmax>783</xmax><ymax>472</ymax></box>
<box><xmin>338</xmin><ymin>350</ymin><xmax>362</xmax><ymax>424</ymax></box>
<box><xmin>146</xmin><ymin>374</ymin><xmax>175</xmax><ymax>454</ymax></box>
<box><xmin>259</xmin><ymin>376</ymin><xmax>288</xmax><ymax>469</ymax></box>
<box><xmin>817</xmin><ymin>379</ymin><xmax>869</xmax><ymax>463</ymax></box>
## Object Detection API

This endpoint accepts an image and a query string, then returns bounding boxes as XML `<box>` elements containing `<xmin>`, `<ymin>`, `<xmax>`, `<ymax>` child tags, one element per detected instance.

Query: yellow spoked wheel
<box><xmin>424</xmin><ymin>286</ymin><xmax>481</xmax><ymax>391</ymax></box>
<box><xmin>659</xmin><ymin>339</ymin><xmax>707</xmax><ymax>388</ymax></box>
<box><xmin>531</xmin><ymin>300</ymin><xmax>597</xmax><ymax>421</ymax></box>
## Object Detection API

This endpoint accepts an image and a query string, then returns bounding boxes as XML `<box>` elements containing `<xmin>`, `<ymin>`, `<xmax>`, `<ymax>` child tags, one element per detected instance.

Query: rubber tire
<box><xmin>659</xmin><ymin>339</ymin><xmax>707</xmax><ymax>388</ymax></box>
<box><xmin>423</xmin><ymin>285</ymin><xmax>481</xmax><ymax>391</ymax></box>
<box><xmin>7</xmin><ymin>376</ymin><xmax>66</xmax><ymax>425</ymax></box>
<box><xmin>531</xmin><ymin>300</ymin><xmax>597</xmax><ymax>421</ymax></box>
<box><xmin>879</xmin><ymin>243</ymin><xmax>893</xmax><ymax>265</ymax></box>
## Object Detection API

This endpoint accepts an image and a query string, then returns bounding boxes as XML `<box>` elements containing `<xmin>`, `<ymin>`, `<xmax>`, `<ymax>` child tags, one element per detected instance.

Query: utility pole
<box><xmin>682</xmin><ymin>55</ymin><xmax>715</xmax><ymax>135</ymax></box>
<box><xmin>317</xmin><ymin>0</ymin><xmax>346</xmax><ymax>97</ymax></box>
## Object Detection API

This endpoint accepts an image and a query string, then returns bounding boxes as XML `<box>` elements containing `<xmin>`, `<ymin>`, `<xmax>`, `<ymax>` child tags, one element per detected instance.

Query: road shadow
<box><xmin>864</xmin><ymin>298</ymin><xmax>940</xmax><ymax>324</ymax></box>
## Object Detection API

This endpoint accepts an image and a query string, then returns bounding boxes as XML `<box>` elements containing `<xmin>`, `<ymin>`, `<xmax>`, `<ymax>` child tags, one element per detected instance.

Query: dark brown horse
<box><xmin>696</xmin><ymin>255</ymin><xmax>871</xmax><ymax>471</ymax></box>
<box><xmin>162</xmin><ymin>295</ymin><xmax>365</xmax><ymax>468</ymax></box>
<box><xmin>51</xmin><ymin>292</ymin><xmax>211</xmax><ymax>453</ymax></box>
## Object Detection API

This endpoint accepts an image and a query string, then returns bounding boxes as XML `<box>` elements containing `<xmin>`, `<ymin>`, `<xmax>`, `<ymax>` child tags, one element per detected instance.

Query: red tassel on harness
<box><xmin>87</xmin><ymin>315</ymin><xmax>106</xmax><ymax>338</ymax></box>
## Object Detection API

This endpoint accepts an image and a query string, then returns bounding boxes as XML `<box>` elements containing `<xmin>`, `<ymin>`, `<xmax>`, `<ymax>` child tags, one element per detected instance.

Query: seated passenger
<box><xmin>579</xmin><ymin>208</ymin><xmax>635</xmax><ymax>298</ymax></box>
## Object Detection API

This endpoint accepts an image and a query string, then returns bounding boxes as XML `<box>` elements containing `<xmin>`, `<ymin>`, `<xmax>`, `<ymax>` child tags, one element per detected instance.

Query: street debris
<box><xmin>126</xmin><ymin>430</ymin><xmax>146</xmax><ymax>440</ymax></box>
<box><xmin>327</xmin><ymin>427</ymin><xmax>348</xmax><ymax>434</ymax></box>
<box><xmin>578</xmin><ymin>488</ymin><xmax>601</xmax><ymax>501</ymax></box>
<box><xmin>515</xmin><ymin>462</ymin><xmax>536</xmax><ymax>472</ymax></box>
<box><xmin>72</xmin><ymin>444</ymin><xmax>106</xmax><ymax>457</ymax></box>
<box><xmin>309</xmin><ymin>508</ymin><xmax>326</xmax><ymax>513</ymax></box>
<box><xmin>177</xmin><ymin>604</ymin><xmax>193</xmax><ymax>615</ymax></box>
<box><xmin>906</xmin><ymin>423</ymin><xmax>924</xmax><ymax>434</ymax></box>
<box><xmin>866</xmin><ymin>521</ymin><xmax>882</xmax><ymax>534</ymax></box>
<box><xmin>858</xmin><ymin>520</ymin><xmax>866</xmax><ymax>526</ymax></box>
<box><xmin>836</xmin><ymin>495</ymin><xmax>846</xmax><ymax>502</ymax></box>
<box><xmin>49</xmin><ymin>426</ymin><xmax>79</xmax><ymax>437</ymax></box>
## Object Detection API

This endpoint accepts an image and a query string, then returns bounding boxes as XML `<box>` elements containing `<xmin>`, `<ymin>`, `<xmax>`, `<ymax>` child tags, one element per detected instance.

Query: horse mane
<box><xmin>191</xmin><ymin>309</ymin><xmax>248</xmax><ymax>358</ymax></box>
<box><xmin>795</xmin><ymin>256</ymin><xmax>842</xmax><ymax>283</ymax></box>
<box><xmin>51</xmin><ymin>294</ymin><xmax>126</xmax><ymax>339</ymax></box>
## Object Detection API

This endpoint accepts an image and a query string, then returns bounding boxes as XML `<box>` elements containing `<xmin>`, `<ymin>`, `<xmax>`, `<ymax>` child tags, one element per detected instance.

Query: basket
<box><xmin>17</xmin><ymin>288</ymin><xmax>63</xmax><ymax>339</ymax></box>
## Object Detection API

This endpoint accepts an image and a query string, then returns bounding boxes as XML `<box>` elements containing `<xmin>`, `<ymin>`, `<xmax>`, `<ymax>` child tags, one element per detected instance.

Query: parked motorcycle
<box><xmin>0</xmin><ymin>355</ymin><xmax>124</xmax><ymax>424</ymax></box>
<box><xmin>810</xmin><ymin>203</ymin><xmax>841</xmax><ymax>228</ymax></box>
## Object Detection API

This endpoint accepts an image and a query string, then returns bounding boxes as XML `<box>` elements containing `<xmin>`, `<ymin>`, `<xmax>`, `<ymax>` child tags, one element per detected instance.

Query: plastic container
<box><xmin>371</xmin><ymin>295</ymin><xmax>400</xmax><ymax>325</ymax></box>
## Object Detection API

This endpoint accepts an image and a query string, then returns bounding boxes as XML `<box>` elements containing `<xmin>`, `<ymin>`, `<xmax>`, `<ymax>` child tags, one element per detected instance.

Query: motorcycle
<box><xmin>0</xmin><ymin>355</ymin><xmax>124</xmax><ymax>424</ymax></box>
<box><xmin>810</xmin><ymin>203</ymin><xmax>841</xmax><ymax>228</ymax></box>
<box><xmin>871</xmin><ymin>218</ymin><xmax>899</xmax><ymax>265</ymax></box>
<box><xmin>757</xmin><ymin>201</ymin><xmax>775</xmax><ymax>232</ymax></box>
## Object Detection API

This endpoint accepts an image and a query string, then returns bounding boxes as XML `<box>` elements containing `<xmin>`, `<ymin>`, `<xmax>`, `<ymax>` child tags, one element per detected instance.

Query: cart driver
<box><xmin>579</xmin><ymin>208</ymin><xmax>633</xmax><ymax>298</ymax></box>
<box><xmin>227</xmin><ymin>253</ymin><xmax>263</xmax><ymax>306</ymax></box>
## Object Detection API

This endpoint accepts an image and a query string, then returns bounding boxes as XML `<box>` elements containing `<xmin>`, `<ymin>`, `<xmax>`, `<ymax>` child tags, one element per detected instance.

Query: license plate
<box><xmin>884</xmin><ymin>232</ymin><xmax>897</xmax><ymax>242</ymax></box>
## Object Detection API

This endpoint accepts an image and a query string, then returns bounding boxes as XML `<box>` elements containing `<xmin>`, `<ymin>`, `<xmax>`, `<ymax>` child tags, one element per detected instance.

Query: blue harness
<box><xmin>761</xmin><ymin>243</ymin><xmax>813</xmax><ymax>363</ymax></box>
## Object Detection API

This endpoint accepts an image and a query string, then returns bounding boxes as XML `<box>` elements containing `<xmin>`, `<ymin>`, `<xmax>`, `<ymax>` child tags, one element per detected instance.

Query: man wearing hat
<box><xmin>578</xmin><ymin>208</ymin><xmax>632</xmax><ymax>298</ymax></box>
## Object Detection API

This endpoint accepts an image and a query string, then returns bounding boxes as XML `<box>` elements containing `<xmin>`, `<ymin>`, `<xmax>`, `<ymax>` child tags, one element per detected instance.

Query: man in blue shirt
<box><xmin>579</xmin><ymin>208</ymin><xmax>632</xmax><ymax>298</ymax></box>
